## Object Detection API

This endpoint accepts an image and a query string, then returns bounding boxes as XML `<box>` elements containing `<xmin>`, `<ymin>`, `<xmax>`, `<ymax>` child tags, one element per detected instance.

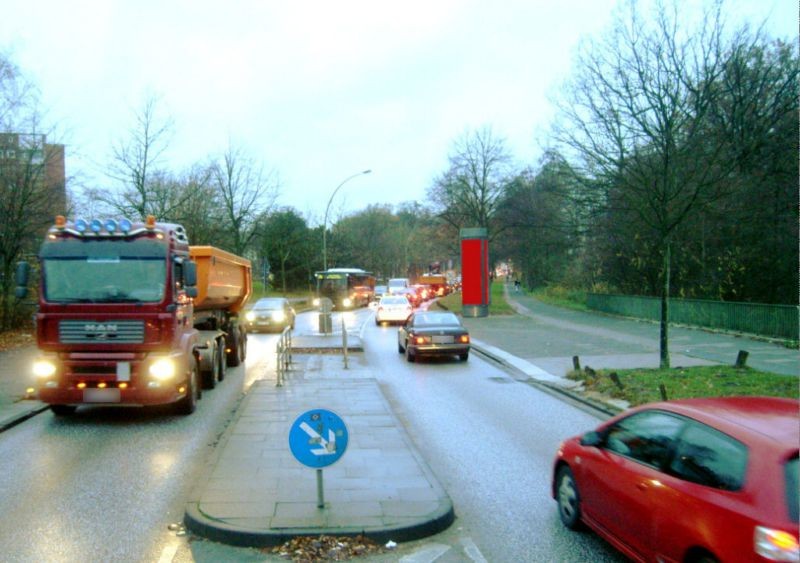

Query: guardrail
<box><xmin>276</xmin><ymin>326</ymin><xmax>293</xmax><ymax>386</ymax></box>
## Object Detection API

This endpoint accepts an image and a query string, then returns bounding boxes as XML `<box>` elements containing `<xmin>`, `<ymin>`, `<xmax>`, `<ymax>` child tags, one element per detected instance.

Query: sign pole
<box><xmin>316</xmin><ymin>469</ymin><xmax>325</xmax><ymax>509</ymax></box>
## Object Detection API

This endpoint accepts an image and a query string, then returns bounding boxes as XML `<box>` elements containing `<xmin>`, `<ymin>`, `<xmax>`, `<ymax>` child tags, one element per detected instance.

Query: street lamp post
<box><xmin>322</xmin><ymin>169</ymin><xmax>371</xmax><ymax>270</ymax></box>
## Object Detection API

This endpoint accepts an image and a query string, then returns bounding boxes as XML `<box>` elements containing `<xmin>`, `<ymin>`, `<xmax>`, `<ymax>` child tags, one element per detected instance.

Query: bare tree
<box><xmin>552</xmin><ymin>0</ymin><xmax>759</xmax><ymax>367</ymax></box>
<box><xmin>0</xmin><ymin>54</ymin><xmax>64</xmax><ymax>328</ymax></box>
<box><xmin>211</xmin><ymin>142</ymin><xmax>279</xmax><ymax>257</ymax></box>
<box><xmin>427</xmin><ymin>126</ymin><xmax>514</xmax><ymax>240</ymax></box>
<box><xmin>101</xmin><ymin>94</ymin><xmax>177</xmax><ymax>219</ymax></box>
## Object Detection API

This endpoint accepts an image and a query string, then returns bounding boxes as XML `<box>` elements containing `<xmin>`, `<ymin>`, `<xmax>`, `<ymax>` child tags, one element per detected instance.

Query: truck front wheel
<box><xmin>175</xmin><ymin>361</ymin><xmax>199</xmax><ymax>415</ymax></box>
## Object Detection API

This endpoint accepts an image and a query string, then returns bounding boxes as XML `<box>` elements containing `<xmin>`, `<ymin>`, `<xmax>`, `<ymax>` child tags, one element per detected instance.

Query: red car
<box><xmin>553</xmin><ymin>397</ymin><xmax>799</xmax><ymax>563</ymax></box>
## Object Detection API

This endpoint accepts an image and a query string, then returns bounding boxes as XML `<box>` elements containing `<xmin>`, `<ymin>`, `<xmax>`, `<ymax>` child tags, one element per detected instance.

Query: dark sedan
<box><xmin>245</xmin><ymin>297</ymin><xmax>296</xmax><ymax>333</ymax></box>
<box><xmin>397</xmin><ymin>311</ymin><xmax>470</xmax><ymax>362</ymax></box>
<box><xmin>553</xmin><ymin>396</ymin><xmax>799</xmax><ymax>563</ymax></box>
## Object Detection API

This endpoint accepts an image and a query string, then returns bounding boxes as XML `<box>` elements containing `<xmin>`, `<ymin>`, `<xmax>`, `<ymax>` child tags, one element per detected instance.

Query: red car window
<box><xmin>604</xmin><ymin>410</ymin><xmax>685</xmax><ymax>468</ymax></box>
<box><xmin>667</xmin><ymin>422</ymin><xmax>748</xmax><ymax>491</ymax></box>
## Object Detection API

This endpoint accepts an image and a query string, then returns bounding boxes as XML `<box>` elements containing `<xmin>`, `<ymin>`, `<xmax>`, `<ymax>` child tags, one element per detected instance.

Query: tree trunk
<box><xmin>659</xmin><ymin>240</ymin><xmax>671</xmax><ymax>369</ymax></box>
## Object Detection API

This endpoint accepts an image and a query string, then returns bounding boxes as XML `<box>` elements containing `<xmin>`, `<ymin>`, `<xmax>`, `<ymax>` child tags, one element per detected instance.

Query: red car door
<box><xmin>579</xmin><ymin>410</ymin><xmax>686</xmax><ymax>559</ymax></box>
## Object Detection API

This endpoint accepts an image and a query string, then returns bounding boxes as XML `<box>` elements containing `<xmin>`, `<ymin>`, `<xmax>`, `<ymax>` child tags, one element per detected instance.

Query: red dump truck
<box><xmin>15</xmin><ymin>216</ymin><xmax>251</xmax><ymax>416</ymax></box>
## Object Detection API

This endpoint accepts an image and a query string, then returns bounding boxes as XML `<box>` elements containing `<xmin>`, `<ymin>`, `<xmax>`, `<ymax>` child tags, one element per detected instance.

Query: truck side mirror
<box><xmin>184</xmin><ymin>260</ymin><xmax>197</xmax><ymax>287</ymax></box>
<box><xmin>14</xmin><ymin>261</ymin><xmax>29</xmax><ymax>299</ymax></box>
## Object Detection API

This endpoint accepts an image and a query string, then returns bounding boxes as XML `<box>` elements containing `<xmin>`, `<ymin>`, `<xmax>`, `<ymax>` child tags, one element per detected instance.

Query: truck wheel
<box><xmin>202</xmin><ymin>343</ymin><xmax>220</xmax><ymax>389</ymax></box>
<box><xmin>51</xmin><ymin>405</ymin><xmax>77</xmax><ymax>416</ymax></box>
<box><xmin>226</xmin><ymin>329</ymin><xmax>241</xmax><ymax>367</ymax></box>
<box><xmin>217</xmin><ymin>340</ymin><xmax>226</xmax><ymax>382</ymax></box>
<box><xmin>175</xmin><ymin>361</ymin><xmax>199</xmax><ymax>415</ymax></box>
<box><xmin>239</xmin><ymin>330</ymin><xmax>247</xmax><ymax>362</ymax></box>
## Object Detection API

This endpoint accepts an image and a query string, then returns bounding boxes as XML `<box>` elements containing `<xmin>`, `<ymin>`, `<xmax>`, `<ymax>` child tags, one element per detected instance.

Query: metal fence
<box><xmin>586</xmin><ymin>293</ymin><xmax>799</xmax><ymax>341</ymax></box>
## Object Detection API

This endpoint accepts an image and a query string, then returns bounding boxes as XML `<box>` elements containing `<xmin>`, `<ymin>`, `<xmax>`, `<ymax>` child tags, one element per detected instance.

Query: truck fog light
<box><xmin>149</xmin><ymin>358</ymin><xmax>176</xmax><ymax>380</ymax></box>
<box><xmin>33</xmin><ymin>360</ymin><xmax>57</xmax><ymax>378</ymax></box>
<box><xmin>45</xmin><ymin>381</ymin><xmax>58</xmax><ymax>388</ymax></box>
<box><xmin>147</xmin><ymin>381</ymin><xmax>161</xmax><ymax>389</ymax></box>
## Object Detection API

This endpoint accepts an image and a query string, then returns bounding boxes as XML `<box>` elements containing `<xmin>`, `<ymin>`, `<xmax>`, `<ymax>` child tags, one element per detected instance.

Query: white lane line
<box><xmin>157</xmin><ymin>542</ymin><xmax>179</xmax><ymax>563</ymax></box>
<box><xmin>399</xmin><ymin>543</ymin><xmax>451</xmax><ymax>563</ymax></box>
<box><xmin>461</xmin><ymin>537</ymin><xmax>489</xmax><ymax>563</ymax></box>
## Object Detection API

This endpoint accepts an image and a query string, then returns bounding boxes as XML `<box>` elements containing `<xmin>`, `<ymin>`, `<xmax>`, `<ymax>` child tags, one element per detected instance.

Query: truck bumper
<box><xmin>35</xmin><ymin>351</ymin><xmax>190</xmax><ymax>407</ymax></box>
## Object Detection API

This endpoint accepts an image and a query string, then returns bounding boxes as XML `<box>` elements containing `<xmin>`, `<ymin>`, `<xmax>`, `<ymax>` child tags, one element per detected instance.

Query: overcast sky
<box><xmin>1</xmin><ymin>0</ymin><xmax>796</xmax><ymax>224</ymax></box>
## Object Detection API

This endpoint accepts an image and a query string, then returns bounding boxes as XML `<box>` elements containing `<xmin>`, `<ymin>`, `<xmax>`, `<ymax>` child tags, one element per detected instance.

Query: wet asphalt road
<box><xmin>358</xmin><ymin>318</ymin><xmax>625</xmax><ymax>563</ymax></box>
<box><xmin>0</xmin><ymin>331</ymin><xmax>277</xmax><ymax>563</ymax></box>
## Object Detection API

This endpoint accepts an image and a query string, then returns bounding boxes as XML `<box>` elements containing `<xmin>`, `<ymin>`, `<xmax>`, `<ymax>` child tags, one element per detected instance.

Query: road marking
<box><xmin>461</xmin><ymin>537</ymin><xmax>488</xmax><ymax>563</ymax></box>
<box><xmin>399</xmin><ymin>543</ymin><xmax>451</xmax><ymax>562</ymax></box>
<box><xmin>157</xmin><ymin>542</ymin><xmax>179</xmax><ymax>563</ymax></box>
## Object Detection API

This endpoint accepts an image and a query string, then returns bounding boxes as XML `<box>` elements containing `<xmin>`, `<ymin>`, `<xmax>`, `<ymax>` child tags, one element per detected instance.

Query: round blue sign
<box><xmin>289</xmin><ymin>409</ymin><xmax>349</xmax><ymax>468</ymax></box>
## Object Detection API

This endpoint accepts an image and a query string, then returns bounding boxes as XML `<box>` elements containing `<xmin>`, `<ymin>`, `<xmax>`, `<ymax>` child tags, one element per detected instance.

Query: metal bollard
<box><xmin>276</xmin><ymin>325</ymin><xmax>293</xmax><ymax>386</ymax></box>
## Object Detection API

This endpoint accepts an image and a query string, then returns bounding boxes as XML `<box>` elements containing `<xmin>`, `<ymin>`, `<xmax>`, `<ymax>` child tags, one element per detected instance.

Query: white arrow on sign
<box><xmin>299</xmin><ymin>421</ymin><xmax>337</xmax><ymax>455</ymax></box>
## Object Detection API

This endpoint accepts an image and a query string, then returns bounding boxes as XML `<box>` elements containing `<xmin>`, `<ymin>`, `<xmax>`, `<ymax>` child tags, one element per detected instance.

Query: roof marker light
<box><xmin>104</xmin><ymin>219</ymin><xmax>117</xmax><ymax>233</ymax></box>
<box><xmin>145</xmin><ymin>215</ymin><xmax>156</xmax><ymax>229</ymax></box>
<box><xmin>90</xmin><ymin>219</ymin><xmax>103</xmax><ymax>233</ymax></box>
<box><xmin>75</xmin><ymin>219</ymin><xmax>88</xmax><ymax>233</ymax></box>
<box><xmin>55</xmin><ymin>215</ymin><xmax>66</xmax><ymax>228</ymax></box>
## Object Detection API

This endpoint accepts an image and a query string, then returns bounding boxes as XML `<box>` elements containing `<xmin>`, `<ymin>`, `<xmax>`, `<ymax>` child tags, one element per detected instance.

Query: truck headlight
<box><xmin>149</xmin><ymin>358</ymin><xmax>176</xmax><ymax>381</ymax></box>
<box><xmin>313</xmin><ymin>298</ymin><xmax>321</xmax><ymax>307</ymax></box>
<box><xmin>271</xmin><ymin>311</ymin><xmax>286</xmax><ymax>322</ymax></box>
<box><xmin>245</xmin><ymin>311</ymin><xmax>255</xmax><ymax>322</ymax></box>
<box><xmin>33</xmin><ymin>359</ymin><xmax>57</xmax><ymax>378</ymax></box>
<box><xmin>342</xmin><ymin>298</ymin><xmax>352</xmax><ymax>308</ymax></box>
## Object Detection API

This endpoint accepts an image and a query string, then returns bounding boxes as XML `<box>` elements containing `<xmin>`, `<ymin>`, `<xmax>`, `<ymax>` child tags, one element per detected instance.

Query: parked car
<box><xmin>245</xmin><ymin>297</ymin><xmax>296</xmax><ymax>333</ymax></box>
<box><xmin>397</xmin><ymin>311</ymin><xmax>470</xmax><ymax>362</ymax></box>
<box><xmin>375</xmin><ymin>295</ymin><xmax>413</xmax><ymax>326</ymax></box>
<box><xmin>553</xmin><ymin>396</ymin><xmax>799</xmax><ymax>563</ymax></box>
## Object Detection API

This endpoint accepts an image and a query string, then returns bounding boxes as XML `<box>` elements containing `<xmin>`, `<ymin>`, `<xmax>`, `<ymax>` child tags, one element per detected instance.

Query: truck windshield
<box><xmin>43</xmin><ymin>257</ymin><xmax>167</xmax><ymax>303</ymax></box>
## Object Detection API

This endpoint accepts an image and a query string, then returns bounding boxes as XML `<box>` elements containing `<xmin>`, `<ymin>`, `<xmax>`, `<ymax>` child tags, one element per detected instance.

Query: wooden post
<box><xmin>735</xmin><ymin>350</ymin><xmax>749</xmax><ymax>368</ymax></box>
<box><xmin>572</xmin><ymin>356</ymin><xmax>581</xmax><ymax>371</ymax></box>
<box><xmin>659</xmin><ymin>384</ymin><xmax>668</xmax><ymax>401</ymax></box>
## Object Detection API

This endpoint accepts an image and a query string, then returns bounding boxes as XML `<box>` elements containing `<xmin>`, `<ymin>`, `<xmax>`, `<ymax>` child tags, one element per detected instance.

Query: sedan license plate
<box><xmin>83</xmin><ymin>388</ymin><xmax>121</xmax><ymax>403</ymax></box>
<box><xmin>432</xmin><ymin>335</ymin><xmax>454</xmax><ymax>344</ymax></box>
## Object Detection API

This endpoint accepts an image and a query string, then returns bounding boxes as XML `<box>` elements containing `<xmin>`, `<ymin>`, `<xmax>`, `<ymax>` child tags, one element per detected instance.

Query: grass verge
<box><xmin>568</xmin><ymin>365</ymin><xmax>798</xmax><ymax>407</ymax></box>
<box><xmin>435</xmin><ymin>282</ymin><xmax>514</xmax><ymax>315</ymax></box>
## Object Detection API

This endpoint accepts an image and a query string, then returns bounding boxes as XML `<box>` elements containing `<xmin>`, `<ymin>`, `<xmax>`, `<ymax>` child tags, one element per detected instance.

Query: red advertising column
<box><xmin>460</xmin><ymin>227</ymin><xmax>489</xmax><ymax>317</ymax></box>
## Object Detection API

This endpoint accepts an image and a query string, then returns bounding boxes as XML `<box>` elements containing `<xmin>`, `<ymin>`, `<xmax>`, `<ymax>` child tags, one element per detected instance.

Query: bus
<box><xmin>314</xmin><ymin>268</ymin><xmax>376</xmax><ymax>309</ymax></box>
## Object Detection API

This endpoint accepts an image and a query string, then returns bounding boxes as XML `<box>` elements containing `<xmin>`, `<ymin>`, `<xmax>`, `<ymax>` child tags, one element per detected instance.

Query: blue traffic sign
<box><xmin>289</xmin><ymin>409</ymin><xmax>349</xmax><ymax>468</ymax></box>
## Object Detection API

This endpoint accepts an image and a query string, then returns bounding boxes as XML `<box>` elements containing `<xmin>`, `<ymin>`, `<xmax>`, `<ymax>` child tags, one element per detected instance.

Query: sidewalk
<box><xmin>184</xmin><ymin>336</ymin><xmax>455</xmax><ymax>547</ymax></box>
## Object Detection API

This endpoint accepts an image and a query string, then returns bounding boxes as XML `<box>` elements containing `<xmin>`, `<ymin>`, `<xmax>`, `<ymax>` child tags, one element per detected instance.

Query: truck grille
<box><xmin>59</xmin><ymin>320</ymin><xmax>145</xmax><ymax>344</ymax></box>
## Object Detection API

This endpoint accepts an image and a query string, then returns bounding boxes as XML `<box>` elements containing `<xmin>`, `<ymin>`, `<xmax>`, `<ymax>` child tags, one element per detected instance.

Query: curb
<box><xmin>184</xmin><ymin>497</ymin><xmax>455</xmax><ymax>548</ymax></box>
<box><xmin>0</xmin><ymin>401</ymin><xmax>49</xmax><ymax>433</ymax></box>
